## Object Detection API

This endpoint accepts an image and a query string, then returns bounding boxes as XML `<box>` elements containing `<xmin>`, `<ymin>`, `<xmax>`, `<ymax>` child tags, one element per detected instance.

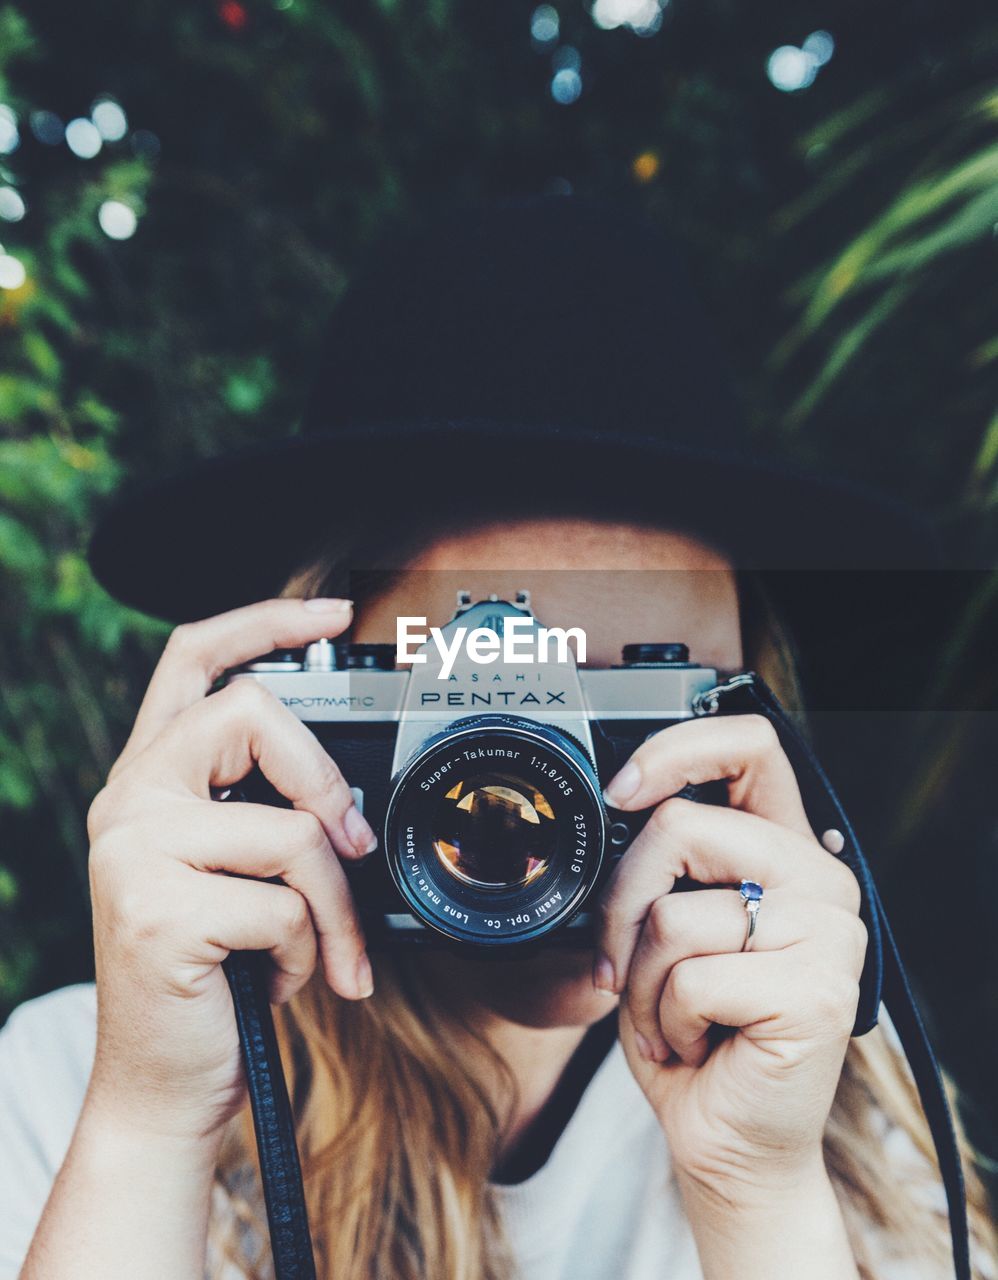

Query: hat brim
<box><xmin>88</xmin><ymin>418</ymin><xmax>941</xmax><ymax>627</ymax></box>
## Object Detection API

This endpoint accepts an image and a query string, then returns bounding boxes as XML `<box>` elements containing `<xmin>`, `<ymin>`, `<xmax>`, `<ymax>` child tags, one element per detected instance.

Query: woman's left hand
<box><xmin>595</xmin><ymin>713</ymin><xmax>868</xmax><ymax>1199</ymax></box>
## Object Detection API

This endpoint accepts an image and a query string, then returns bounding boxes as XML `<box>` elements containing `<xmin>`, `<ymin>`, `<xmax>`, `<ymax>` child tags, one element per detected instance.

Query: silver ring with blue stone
<box><xmin>739</xmin><ymin>879</ymin><xmax>764</xmax><ymax>951</ymax></box>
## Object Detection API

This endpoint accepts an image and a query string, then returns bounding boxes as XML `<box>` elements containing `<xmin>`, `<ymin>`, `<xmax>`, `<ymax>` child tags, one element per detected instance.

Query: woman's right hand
<box><xmin>83</xmin><ymin>597</ymin><xmax>377</xmax><ymax>1146</ymax></box>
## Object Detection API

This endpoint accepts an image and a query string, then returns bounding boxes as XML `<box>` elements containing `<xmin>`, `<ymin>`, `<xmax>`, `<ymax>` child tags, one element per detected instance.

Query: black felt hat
<box><xmin>88</xmin><ymin>191</ymin><xmax>944</xmax><ymax>642</ymax></box>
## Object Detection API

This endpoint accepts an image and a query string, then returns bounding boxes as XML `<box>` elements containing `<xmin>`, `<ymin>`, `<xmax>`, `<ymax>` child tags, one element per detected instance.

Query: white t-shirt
<box><xmin>0</xmin><ymin>983</ymin><xmax>980</xmax><ymax>1280</ymax></box>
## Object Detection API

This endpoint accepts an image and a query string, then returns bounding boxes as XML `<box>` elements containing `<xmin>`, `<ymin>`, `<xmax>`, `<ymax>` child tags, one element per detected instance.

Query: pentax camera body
<box><xmin>224</xmin><ymin>593</ymin><xmax>730</xmax><ymax>953</ymax></box>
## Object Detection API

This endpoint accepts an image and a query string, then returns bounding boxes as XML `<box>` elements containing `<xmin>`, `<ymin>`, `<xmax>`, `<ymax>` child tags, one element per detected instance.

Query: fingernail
<box><xmin>821</xmin><ymin>828</ymin><xmax>845</xmax><ymax>855</ymax></box>
<box><xmin>593</xmin><ymin>954</ymin><xmax>616</xmax><ymax>994</ymax></box>
<box><xmin>603</xmin><ymin>761</ymin><xmax>640</xmax><ymax>808</ymax></box>
<box><xmin>344</xmin><ymin>804</ymin><xmax>378</xmax><ymax>856</ymax></box>
<box><xmin>355</xmin><ymin>953</ymin><xmax>374</xmax><ymax>998</ymax></box>
<box><xmin>634</xmin><ymin>1030</ymin><xmax>654</xmax><ymax>1061</ymax></box>
<box><xmin>303</xmin><ymin>597</ymin><xmax>353</xmax><ymax>612</ymax></box>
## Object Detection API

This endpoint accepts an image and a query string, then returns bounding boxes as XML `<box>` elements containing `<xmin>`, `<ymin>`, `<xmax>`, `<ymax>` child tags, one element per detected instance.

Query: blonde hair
<box><xmin>210</xmin><ymin>539</ymin><xmax>996</xmax><ymax>1280</ymax></box>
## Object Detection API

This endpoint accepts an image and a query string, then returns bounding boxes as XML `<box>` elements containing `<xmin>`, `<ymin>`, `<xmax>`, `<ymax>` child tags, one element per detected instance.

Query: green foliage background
<box><xmin>0</xmin><ymin>0</ymin><xmax>995</xmax><ymax>1194</ymax></box>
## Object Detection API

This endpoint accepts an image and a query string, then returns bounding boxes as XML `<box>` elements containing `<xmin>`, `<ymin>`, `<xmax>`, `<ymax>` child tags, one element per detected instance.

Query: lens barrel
<box><xmin>385</xmin><ymin>716</ymin><xmax>606</xmax><ymax>945</ymax></box>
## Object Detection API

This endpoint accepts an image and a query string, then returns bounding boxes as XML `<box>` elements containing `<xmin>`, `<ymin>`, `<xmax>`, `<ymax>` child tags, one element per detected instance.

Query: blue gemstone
<box><xmin>740</xmin><ymin>880</ymin><xmax>763</xmax><ymax>901</ymax></box>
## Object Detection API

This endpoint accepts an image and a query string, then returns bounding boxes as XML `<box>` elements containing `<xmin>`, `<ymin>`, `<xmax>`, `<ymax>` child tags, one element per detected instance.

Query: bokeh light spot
<box><xmin>802</xmin><ymin>30</ymin><xmax>835</xmax><ymax>67</ymax></box>
<box><xmin>30</xmin><ymin>110</ymin><xmax>64</xmax><ymax>145</ymax></box>
<box><xmin>551</xmin><ymin>67</ymin><xmax>582</xmax><ymax>104</ymax></box>
<box><xmin>0</xmin><ymin>106</ymin><xmax>19</xmax><ymax>155</ymax></box>
<box><xmin>531</xmin><ymin>5</ymin><xmax>559</xmax><ymax>45</ymax></box>
<box><xmin>219</xmin><ymin>1</ymin><xmax>248</xmax><ymax>30</ymax></box>
<box><xmin>65</xmin><ymin>118</ymin><xmax>102</xmax><ymax>158</ymax></box>
<box><xmin>0</xmin><ymin>254</ymin><xmax>27</xmax><ymax>289</ymax></box>
<box><xmin>98</xmin><ymin>201</ymin><xmax>138</xmax><ymax>240</ymax></box>
<box><xmin>592</xmin><ymin>0</ymin><xmax>665</xmax><ymax>34</ymax></box>
<box><xmin>552</xmin><ymin>45</ymin><xmax>581</xmax><ymax>72</ymax></box>
<box><xmin>0</xmin><ymin>188</ymin><xmax>26</xmax><ymax>222</ymax></box>
<box><xmin>632</xmin><ymin>150</ymin><xmax>660</xmax><ymax>183</ymax></box>
<box><xmin>91</xmin><ymin>98</ymin><xmax>128</xmax><ymax>142</ymax></box>
<box><xmin>766</xmin><ymin>45</ymin><xmax>819</xmax><ymax>93</ymax></box>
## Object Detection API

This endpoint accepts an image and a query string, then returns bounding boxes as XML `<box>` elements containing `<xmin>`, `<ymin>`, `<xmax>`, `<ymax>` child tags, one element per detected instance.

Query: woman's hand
<box><xmin>595</xmin><ymin>713</ymin><xmax>867</xmax><ymax>1202</ymax></box>
<box><xmin>84</xmin><ymin>597</ymin><xmax>376</xmax><ymax>1145</ymax></box>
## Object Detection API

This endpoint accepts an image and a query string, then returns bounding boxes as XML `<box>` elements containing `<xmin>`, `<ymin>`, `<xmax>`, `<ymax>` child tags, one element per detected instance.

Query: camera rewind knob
<box><xmin>304</xmin><ymin>638</ymin><xmax>337</xmax><ymax>671</ymax></box>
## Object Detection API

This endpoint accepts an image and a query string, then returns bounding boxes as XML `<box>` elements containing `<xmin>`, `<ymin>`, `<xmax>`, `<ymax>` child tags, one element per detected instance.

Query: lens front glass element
<box><xmin>432</xmin><ymin>772</ymin><xmax>556</xmax><ymax>890</ymax></box>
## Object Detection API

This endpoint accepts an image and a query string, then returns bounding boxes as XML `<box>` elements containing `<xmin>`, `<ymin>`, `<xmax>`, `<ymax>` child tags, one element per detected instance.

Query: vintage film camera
<box><xmin>224</xmin><ymin>592</ymin><xmax>732</xmax><ymax>951</ymax></box>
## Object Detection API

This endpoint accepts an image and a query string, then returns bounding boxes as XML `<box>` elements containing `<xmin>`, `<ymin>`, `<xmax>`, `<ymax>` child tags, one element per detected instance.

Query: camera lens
<box><xmin>432</xmin><ymin>773</ymin><xmax>557</xmax><ymax>891</ymax></box>
<box><xmin>385</xmin><ymin>716</ymin><xmax>605</xmax><ymax>946</ymax></box>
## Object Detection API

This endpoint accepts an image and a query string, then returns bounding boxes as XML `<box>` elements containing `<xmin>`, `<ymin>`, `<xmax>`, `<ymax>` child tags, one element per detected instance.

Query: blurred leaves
<box><xmin>0</xmin><ymin>17</ymin><xmax>167</xmax><ymax>1005</ymax></box>
<box><xmin>777</xmin><ymin>122</ymin><xmax>998</xmax><ymax>430</ymax></box>
<box><xmin>772</xmin><ymin>50</ymin><xmax>998</xmax><ymax>538</ymax></box>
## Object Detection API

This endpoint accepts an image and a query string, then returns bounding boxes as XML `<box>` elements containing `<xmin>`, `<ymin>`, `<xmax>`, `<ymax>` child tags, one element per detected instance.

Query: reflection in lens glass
<box><xmin>433</xmin><ymin>772</ymin><xmax>556</xmax><ymax>890</ymax></box>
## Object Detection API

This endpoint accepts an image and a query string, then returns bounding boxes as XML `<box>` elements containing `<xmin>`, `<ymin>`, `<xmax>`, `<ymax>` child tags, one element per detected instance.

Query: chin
<box><xmin>423</xmin><ymin>946</ymin><xmax>620</xmax><ymax>1030</ymax></box>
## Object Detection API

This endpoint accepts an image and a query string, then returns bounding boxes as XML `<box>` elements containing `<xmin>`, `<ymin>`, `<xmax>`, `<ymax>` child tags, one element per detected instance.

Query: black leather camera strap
<box><xmin>223</xmin><ymin>951</ymin><xmax>317</xmax><ymax>1279</ymax></box>
<box><xmin>225</xmin><ymin>672</ymin><xmax>971</xmax><ymax>1280</ymax></box>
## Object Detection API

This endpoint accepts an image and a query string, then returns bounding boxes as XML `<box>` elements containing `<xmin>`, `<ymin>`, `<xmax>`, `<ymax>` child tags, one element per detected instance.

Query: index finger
<box><xmin>112</xmin><ymin>596</ymin><xmax>353</xmax><ymax>778</ymax></box>
<box><xmin>602</xmin><ymin>713</ymin><xmax>813</xmax><ymax>840</ymax></box>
